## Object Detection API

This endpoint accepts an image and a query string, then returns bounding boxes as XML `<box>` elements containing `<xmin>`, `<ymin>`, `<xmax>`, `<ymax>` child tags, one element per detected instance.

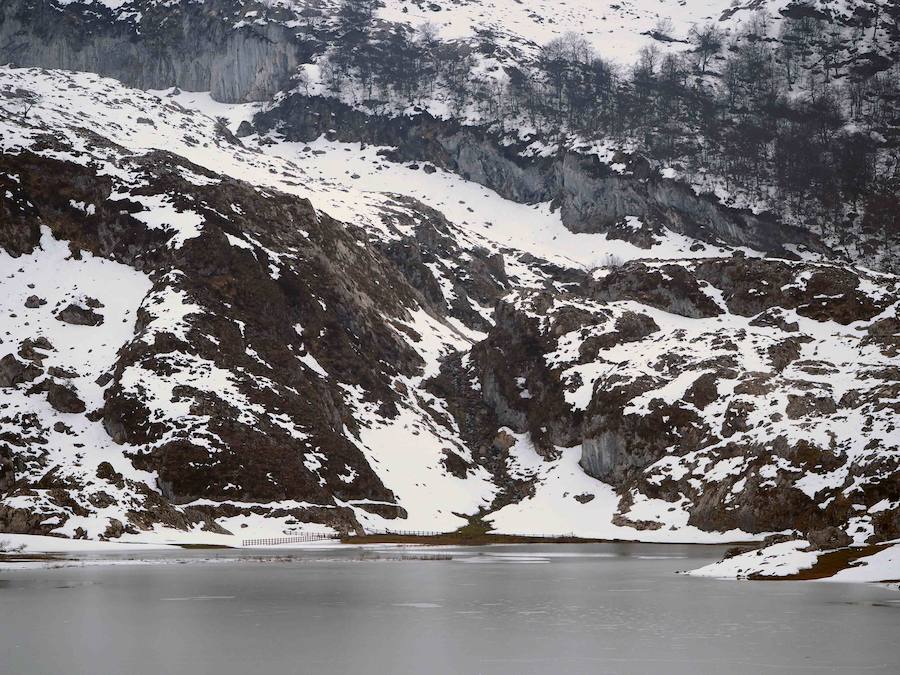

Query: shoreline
<box><xmin>2</xmin><ymin>534</ymin><xmax>897</xmax><ymax>585</ymax></box>
<box><xmin>337</xmin><ymin>532</ymin><xmax>752</xmax><ymax>547</ymax></box>
<box><xmin>689</xmin><ymin>539</ymin><xmax>900</xmax><ymax>584</ymax></box>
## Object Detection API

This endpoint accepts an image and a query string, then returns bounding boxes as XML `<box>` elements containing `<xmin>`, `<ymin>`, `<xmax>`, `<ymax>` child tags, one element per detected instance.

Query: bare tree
<box><xmin>689</xmin><ymin>23</ymin><xmax>724</xmax><ymax>73</ymax></box>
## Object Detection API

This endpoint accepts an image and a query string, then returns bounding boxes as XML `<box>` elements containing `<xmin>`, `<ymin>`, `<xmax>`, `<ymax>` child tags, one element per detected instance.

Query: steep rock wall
<box><xmin>0</xmin><ymin>0</ymin><xmax>307</xmax><ymax>102</ymax></box>
<box><xmin>256</xmin><ymin>95</ymin><xmax>827</xmax><ymax>257</ymax></box>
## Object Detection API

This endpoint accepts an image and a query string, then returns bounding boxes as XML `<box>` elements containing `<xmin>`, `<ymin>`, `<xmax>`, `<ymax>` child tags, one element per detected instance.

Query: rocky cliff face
<box><xmin>255</xmin><ymin>95</ymin><xmax>827</xmax><ymax>260</ymax></box>
<box><xmin>0</xmin><ymin>0</ymin><xmax>307</xmax><ymax>102</ymax></box>
<box><xmin>0</xmin><ymin>66</ymin><xmax>584</xmax><ymax>539</ymax></box>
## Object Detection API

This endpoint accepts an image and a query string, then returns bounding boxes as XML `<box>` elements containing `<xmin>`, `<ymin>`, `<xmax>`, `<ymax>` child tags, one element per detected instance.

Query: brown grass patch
<box><xmin>750</xmin><ymin>543</ymin><xmax>891</xmax><ymax>581</ymax></box>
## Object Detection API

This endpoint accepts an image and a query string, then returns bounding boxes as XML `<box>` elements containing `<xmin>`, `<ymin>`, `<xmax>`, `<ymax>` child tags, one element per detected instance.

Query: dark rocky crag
<box><xmin>447</xmin><ymin>257</ymin><xmax>900</xmax><ymax>544</ymax></box>
<box><xmin>0</xmin><ymin>142</ymin><xmax>459</xmax><ymax>534</ymax></box>
<box><xmin>1</xmin><ymin>92</ymin><xmax>898</xmax><ymax>545</ymax></box>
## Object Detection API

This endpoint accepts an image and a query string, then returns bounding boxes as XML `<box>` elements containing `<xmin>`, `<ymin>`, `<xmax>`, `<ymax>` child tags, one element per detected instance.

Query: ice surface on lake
<box><xmin>1</xmin><ymin>544</ymin><xmax>898</xmax><ymax>675</ymax></box>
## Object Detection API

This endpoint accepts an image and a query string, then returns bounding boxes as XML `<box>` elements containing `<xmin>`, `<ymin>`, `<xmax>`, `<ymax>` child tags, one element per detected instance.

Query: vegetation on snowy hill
<box><xmin>1</xmin><ymin>0</ymin><xmax>896</xmax><ymax>267</ymax></box>
<box><xmin>314</xmin><ymin>0</ymin><xmax>899</xmax><ymax>270</ymax></box>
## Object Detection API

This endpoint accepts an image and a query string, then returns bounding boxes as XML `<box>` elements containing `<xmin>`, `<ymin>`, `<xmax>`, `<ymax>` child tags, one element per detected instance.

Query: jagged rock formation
<box><xmin>1</xmin><ymin>67</ymin><xmax>553</xmax><ymax>538</ymax></box>
<box><xmin>1</xmin><ymin>136</ymin><xmax>489</xmax><ymax>533</ymax></box>
<box><xmin>452</xmin><ymin>258</ymin><xmax>899</xmax><ymax>542</ymax></box>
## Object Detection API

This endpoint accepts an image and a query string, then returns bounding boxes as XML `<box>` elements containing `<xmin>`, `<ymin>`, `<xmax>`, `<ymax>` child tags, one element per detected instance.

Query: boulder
<box><xmin>786</xmin><ymin>393</ymin><xmax>838</xmax><ymax>420</ymax></box>
<box><xmin>0</xmin><ymin>354</ymin><xmax>42</xmax><ymax>387</ymax></box>
<box><xmin>18</xmin><ymin>337</ymin><xmax>54</xmax><ymax>364</ymax></box>
<box><xmin>47</xmin><ymin>382</ymin><xmax>86</xmax><ymax>414</ymax></box>
<box><xmin>807</xmin><ymin>526</ymin><xmax>853</xmax><ymax>550</ymax></box>
<box><xmin>55</xmin><ymin>303</ymin><xmax>104</xmax><ymax>326</ymax></box>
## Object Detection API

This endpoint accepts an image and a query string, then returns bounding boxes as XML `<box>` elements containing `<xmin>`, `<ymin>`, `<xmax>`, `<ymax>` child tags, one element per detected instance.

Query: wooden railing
<box><xmin>366</xmin><ymin>530</ymin><xmax>582</xmax><ymax>539</ymax></box>
<box><xmin>365</xmin><ymin>529</ymin><xmax>445</xmax><ymax>537</ymax></box>
<box><xmin>241</xmin><ymin>532</ymin><xmax>340</xmax><ymax>547</ymax></box>
<box><xmin>242</xmin><ymin>530</ymin><xmax>585</xmax><ymax>546</ymax></box>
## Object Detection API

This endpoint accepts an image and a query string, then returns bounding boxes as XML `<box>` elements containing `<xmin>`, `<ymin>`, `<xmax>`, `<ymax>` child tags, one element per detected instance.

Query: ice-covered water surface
<box><xmin>1</xmin><ymin>544</ymin><xmax>898</xmax><ymax>675</ymax></box>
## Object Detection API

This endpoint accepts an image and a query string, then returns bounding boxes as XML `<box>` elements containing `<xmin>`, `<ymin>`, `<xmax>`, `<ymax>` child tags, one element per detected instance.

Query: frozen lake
<box><xmin>1</xmin><ymin>543</ymin><xmax>898</xmax><ymax>674</ymax></box>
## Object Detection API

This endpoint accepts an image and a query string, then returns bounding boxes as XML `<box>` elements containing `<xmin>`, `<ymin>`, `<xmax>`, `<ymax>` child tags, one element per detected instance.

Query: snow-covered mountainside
<box><xmin>0</xmin><ymin>0</ymin><xmax>897</xmax><ymax>560</ymax></box>
<box><xmin>3</xmin><ymin>0</ymin><xmax>898</xmax><ymax>270</ymax></box>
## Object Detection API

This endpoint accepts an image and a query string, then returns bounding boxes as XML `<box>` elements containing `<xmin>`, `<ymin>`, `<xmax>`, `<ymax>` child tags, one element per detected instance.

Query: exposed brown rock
<box><xmin>55</xmin><ymin>303</ymin><xmax>104</xmax><ymax>326</ymax></box>
<box><xmin>18</xmin><ymin>337</ymin><xmax>54</xmax><ymax>364</ymax></box>
<box><xmin>46</xmin><ymin>382</ymin><xmax>86</xmax><ymax>414</ymax></box>
<box><xmin>807</xmin><ymin>526</ymin><xmax>853</xmax><ymax>550</ymax></box>
<box><xmin>0</xmin><ymin>445</ymin><xmax>14</xmax><ymax>492</ymax></box>
<box><xmin>786</xmin><ymin>393</ymin><xmax>837</xmax><ymax>420</ymax></box>
<box><xmin>590</xmin><ymin>262</ymin><xmax>721</xmax><ymax>318</ymax></box>
<box><xmin>0</xmin><ymin>354</ymin><xmax>42</xmax><ymax>387</ymax></box>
